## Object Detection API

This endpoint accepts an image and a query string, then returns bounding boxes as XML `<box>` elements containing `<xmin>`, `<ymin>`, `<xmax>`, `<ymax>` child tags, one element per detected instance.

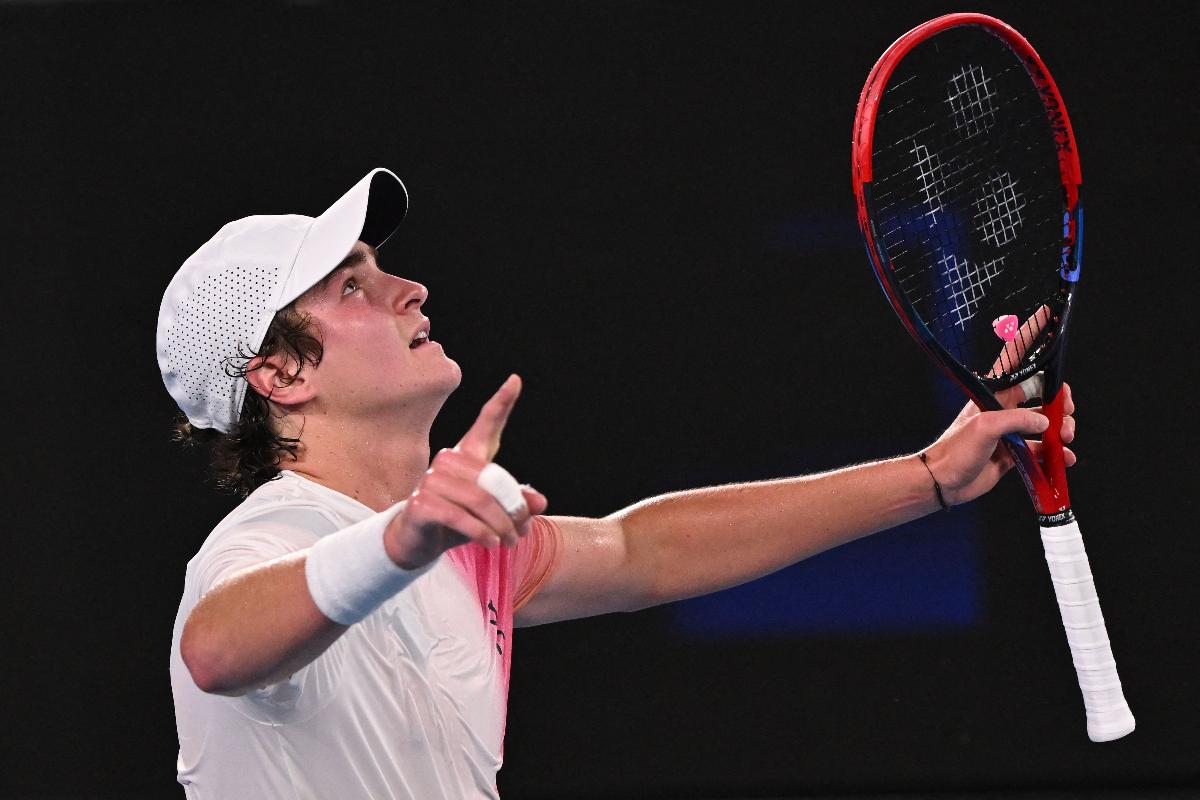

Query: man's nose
<box><xmin>393</xmin><ymin>279</ymin><xmax>428</xmax><ymax>312</ymax></box>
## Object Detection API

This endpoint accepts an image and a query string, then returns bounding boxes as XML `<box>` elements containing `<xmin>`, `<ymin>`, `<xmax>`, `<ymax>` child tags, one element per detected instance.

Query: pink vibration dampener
<box><xmin>992</xmin><ymin>314</ymin><xmax>1019</xmax><ymax>342</ymax></box>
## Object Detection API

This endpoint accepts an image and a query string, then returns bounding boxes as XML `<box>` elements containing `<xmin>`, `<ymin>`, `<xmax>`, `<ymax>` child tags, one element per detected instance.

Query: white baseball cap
<box><xmin>157</xmin><ymin>167</ymin><xmax>408</xmax><ymax>433</ymax></box>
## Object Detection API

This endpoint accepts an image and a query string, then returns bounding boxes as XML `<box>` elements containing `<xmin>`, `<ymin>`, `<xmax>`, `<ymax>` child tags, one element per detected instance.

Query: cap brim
<box><xmin>277</xmin><ymin>167</ymin><xmax>408</xmax><ymax>308</ymax></box>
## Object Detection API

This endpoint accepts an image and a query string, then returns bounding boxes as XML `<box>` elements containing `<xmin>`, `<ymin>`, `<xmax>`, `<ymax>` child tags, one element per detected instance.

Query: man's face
<box><xmin>292</xmin><ymin>241</ymin><xmax>461</xmax><ymax>420</ymax></box>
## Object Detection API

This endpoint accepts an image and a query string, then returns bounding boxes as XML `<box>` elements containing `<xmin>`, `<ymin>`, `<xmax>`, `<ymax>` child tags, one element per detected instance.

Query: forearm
<box><xmin>180</xmin><ymin>552</ymin><xmax>347</xmax><ymax>696</ymax></box>
<box><xmin>611</xmin><ymin>453</ymin><xmax>941</xmax><ymax>608</ymax></box>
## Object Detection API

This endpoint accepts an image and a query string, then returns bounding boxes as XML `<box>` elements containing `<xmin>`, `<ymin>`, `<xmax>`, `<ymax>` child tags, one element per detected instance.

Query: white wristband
<box><xmin>304</xmin><ymin>502</ymin><xmax>437</xmax><ymax>625</ymax></box>
<box><xmin>477</xmin><ymin>462</ymin><xmax>529</xmax><ymax>517</ymax></box>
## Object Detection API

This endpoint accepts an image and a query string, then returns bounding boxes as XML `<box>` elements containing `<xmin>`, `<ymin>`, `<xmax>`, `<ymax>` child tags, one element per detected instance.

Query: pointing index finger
<box><xmin>455</xmin><ymin>374</ymin><xmax>522</xmax><ymax>463</ymax></box>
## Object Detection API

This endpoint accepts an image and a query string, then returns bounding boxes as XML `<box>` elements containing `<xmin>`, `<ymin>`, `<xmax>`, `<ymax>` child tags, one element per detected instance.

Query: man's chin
<box><xmin>441</xmin><ymin>357</ymin><xmax>463</xmax><ymax>390</ymax></box>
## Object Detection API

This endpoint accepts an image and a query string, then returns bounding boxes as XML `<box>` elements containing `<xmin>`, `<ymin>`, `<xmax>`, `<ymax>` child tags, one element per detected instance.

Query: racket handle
<box><xmin>1039</xmin><ymin>518</ymin><xmax>1136</xmax><ymax>742</ymax></box>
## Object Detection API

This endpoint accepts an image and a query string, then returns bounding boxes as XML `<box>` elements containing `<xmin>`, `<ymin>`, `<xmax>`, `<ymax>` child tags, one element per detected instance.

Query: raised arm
<box><xmin>514</xmin><ymin>384</ymin><xmax>1075</xmax><ymax>627</ymax></box>
<box><xmin>181</xmin><ymin>375</ymin><xmax>548</xmax><ymax>696</ymax></box>
<box><xmin>181</xmin><ymin>550</ymin><xmax>348</xmax><ymax>696</ymax></box>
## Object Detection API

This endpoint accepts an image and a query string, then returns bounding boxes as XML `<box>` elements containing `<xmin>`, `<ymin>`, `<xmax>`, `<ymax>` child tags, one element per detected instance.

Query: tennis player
<box><xmin>159</xmin><ymin>168</ymin><xmax>1075</xmax><ymax>798</ymax></box>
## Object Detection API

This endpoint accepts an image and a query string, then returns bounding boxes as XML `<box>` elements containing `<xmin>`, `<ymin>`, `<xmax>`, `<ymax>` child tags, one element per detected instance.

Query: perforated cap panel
<box><xmin>157</xmin><ymin>214</ymin><xmax>311</xmax><ymax>432</ymax></box>
<box><xmin>165</xmin><ymin>262</ymin><xmax>280</xmax><ymax>430</ymax></box>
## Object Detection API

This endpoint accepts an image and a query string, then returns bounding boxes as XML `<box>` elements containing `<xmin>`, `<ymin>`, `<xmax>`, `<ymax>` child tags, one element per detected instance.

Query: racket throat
<box><xmin>1038</xmin><ymin>507</ymin><xmax>1076</xmax><ymax>527</ymax></box>
<box><xmin>1038</xmin><ymin>386</ymin><xmax>1072</xmax><ymax>511</ymax></box>
<box><xmin>1001</xmin><ymin>386</ymin><xmax>1071</xmax><ymax>517</ymax></box>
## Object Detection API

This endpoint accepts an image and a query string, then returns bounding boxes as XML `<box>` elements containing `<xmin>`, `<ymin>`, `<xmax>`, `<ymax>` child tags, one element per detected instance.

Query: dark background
<box><xmin>2</xmin><ymin>1</ymin><xmax>1196</xmax><ymax>798</ymax></box>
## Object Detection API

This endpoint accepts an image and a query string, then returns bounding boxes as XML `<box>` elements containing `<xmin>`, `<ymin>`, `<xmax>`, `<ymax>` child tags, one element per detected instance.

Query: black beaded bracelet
<box><xmin>918</xmin><ymin>452</ymin><xmax>949</xmax><ymax>511</ymax></box>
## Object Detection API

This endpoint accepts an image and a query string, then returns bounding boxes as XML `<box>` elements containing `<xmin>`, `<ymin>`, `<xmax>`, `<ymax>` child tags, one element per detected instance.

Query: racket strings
<box><xmin>946</xmin><ymin>63</ymin><xmax>1002</xmax><ymax>139</ymax></box>
<box><xmin>866</xmin><ymin>27</ymin><xmax>1069</xmax><ymax>380</ymax></box>
<box><xmin>873</xmin><ymin>124</ymin><xmax>1062</xmax><ymax>262</ymax></box>
<box><xmin>874</xmin><ymin>152</ymin><xmax>1060</xmax><ymax>228</ymax></box>
<box><xmin>889</xmin><ymin>199</ymin><xmax>1061</xmax><ymax>293</ymax></box>
<box><xmin>872</xmin><ymin>62</ymin><xmax>1026</xmax><ymax>159</ymax></box>
<box><xmin>882</xmin><ymin>177</ymin><xmax>1061</xmax><ymax>266</ymax></box>
<box><xmin>872</xmin><ymin>99</ymin><xmax>1059</xmax><ymax>225</ymax></box>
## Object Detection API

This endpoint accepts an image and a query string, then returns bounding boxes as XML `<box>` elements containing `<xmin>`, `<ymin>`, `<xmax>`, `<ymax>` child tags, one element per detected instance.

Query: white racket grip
<box><xmin>1040</xmin><ymin>518</ymin><xmax>1136</xmax><ymax>742</ymax></box>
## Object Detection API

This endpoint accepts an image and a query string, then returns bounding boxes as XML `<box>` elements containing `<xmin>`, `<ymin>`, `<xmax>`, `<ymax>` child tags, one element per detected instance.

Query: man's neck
<box><xmin>281</xmin><ymin>418</ymin><xmax>432</xmax><ymax>514</ymax></box>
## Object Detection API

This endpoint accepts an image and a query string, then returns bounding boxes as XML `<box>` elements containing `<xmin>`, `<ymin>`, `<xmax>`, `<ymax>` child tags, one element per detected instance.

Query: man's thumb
<box><xmin>989</xmin><ymin>408</ymin><xmax>1050</xmax><ymax>437</ymax></box>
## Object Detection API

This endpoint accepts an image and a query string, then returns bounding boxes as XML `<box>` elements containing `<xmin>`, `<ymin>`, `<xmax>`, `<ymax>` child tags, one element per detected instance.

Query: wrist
<box><xmin>915</xmin><ymin>451</ymin><xmax>950</xmax><ymax>512</ymax></box>
<box><xmin>306</xmin><ymin>502</ymin><xmax>438</xmax><ymax>625</ymax></box>
<box><xmin>382</xmin><ymin>512</ymin><xmax>439</xmax><ymax>571</ymax></box>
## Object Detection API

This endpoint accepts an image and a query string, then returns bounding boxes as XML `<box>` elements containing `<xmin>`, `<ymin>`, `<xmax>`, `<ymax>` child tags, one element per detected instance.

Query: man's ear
<box><xmin>244</xmin><ymin>352</ymin><xmax>317</xmax><ymax>407</ymax></box>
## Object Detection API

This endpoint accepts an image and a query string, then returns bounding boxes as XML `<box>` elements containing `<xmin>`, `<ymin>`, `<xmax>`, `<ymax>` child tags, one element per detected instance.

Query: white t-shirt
<box><xmin>170</xmin><ymin>470</ymin><xmax>559</xmax><ymax>799</ymax></box>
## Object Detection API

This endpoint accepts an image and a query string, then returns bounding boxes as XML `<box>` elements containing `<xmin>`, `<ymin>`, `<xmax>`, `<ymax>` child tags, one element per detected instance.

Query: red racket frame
<box><xmin>851</xmin><ymin>13</ymin><xmax>1083</xmax><ymax>519</ymax></box>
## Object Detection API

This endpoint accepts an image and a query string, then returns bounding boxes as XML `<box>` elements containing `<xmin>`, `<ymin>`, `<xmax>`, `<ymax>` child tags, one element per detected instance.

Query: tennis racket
<box><xmin>851</xmin><ymin>13</ymin><xmax>1134</xmax><ymax>742</ymax></box>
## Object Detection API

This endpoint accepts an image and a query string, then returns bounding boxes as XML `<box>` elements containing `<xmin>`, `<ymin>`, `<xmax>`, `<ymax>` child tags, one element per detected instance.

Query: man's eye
<box><xmin>342</xmin><ymin>278</ymin><xmax>358</xmax><ymax>295</ymax></box>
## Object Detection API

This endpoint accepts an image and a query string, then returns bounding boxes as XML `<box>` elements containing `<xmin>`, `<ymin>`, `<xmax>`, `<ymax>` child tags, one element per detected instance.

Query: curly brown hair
<box><xmin>171</xmin><ymin>302</ymin><xmax>324</xmax><ymax>497</ymax></box>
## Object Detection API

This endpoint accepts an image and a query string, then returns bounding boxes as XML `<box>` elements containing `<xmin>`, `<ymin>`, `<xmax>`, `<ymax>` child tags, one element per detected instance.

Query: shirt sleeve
<box><xmin>512</xmin><ymin>514</ymin><xmax>563</xmax><ymax>614</ymax></box>
<box><xmin>193</xmin><ymin>506</ymin><xmax>336</xmax><ymax>597</ymax></box>
<box><xmin>187</xmin><ymin>505</ymin><xmax>349</xmax><ymax>725</ymax></box>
